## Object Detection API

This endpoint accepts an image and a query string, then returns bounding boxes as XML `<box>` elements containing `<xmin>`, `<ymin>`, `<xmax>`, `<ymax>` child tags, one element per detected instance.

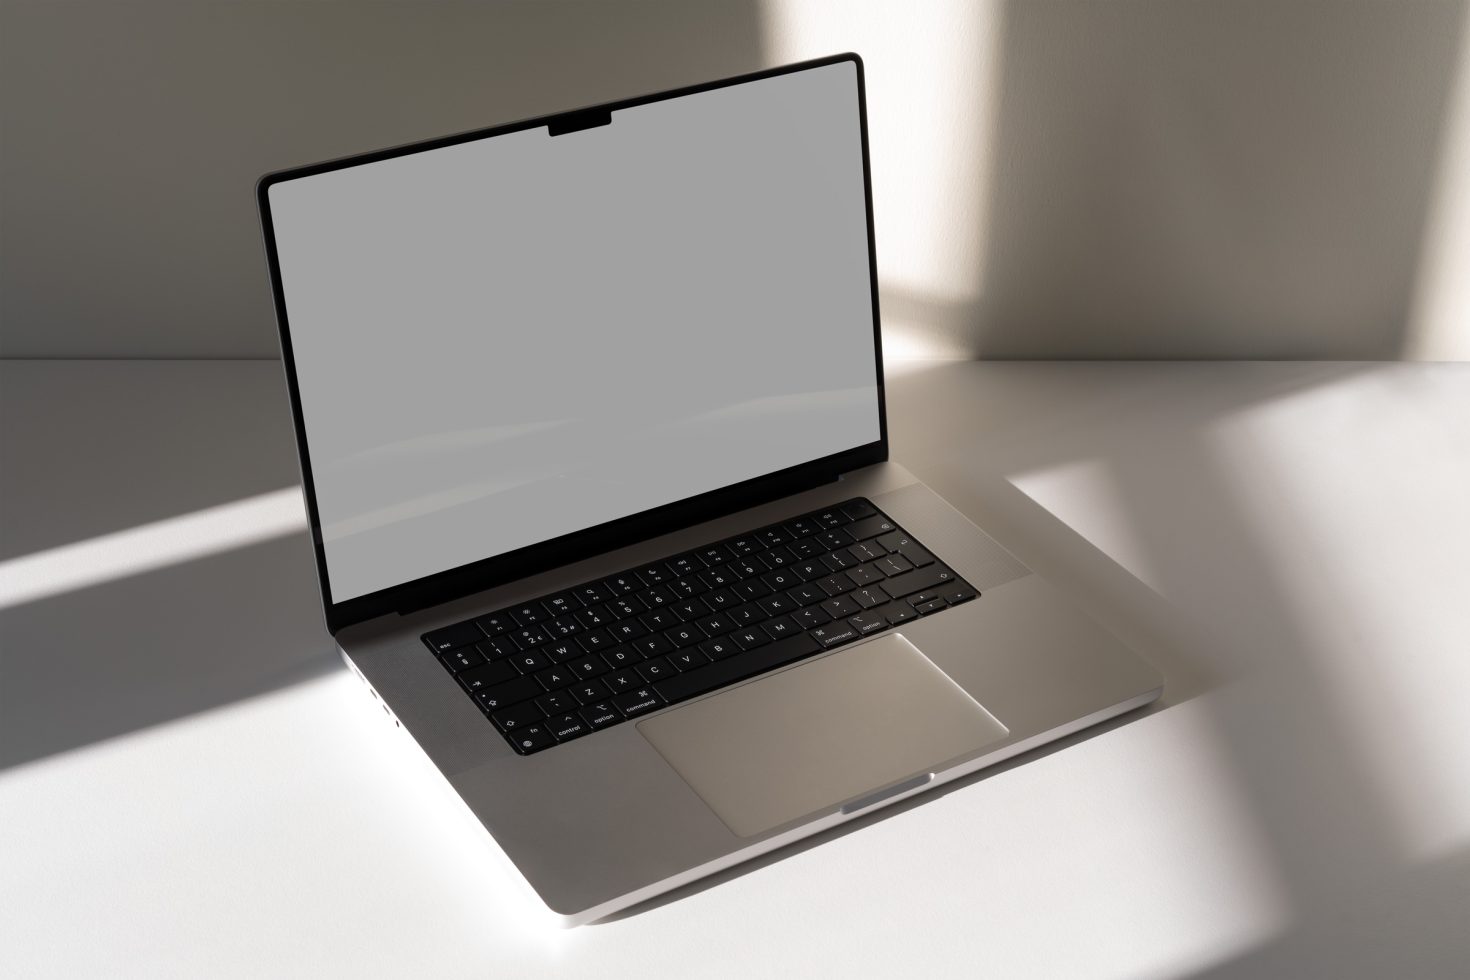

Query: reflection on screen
<box><xmin>268</xmin><ymin>62</ymin><xmax>879</xmax><ymax>601</ymax></box>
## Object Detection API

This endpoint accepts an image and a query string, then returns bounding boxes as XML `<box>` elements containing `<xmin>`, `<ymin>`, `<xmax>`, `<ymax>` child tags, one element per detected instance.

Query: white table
<box><xmin>3</xmin><ymin>360</ymin><xmax>1467</xmax><ymax>979</ymax></box>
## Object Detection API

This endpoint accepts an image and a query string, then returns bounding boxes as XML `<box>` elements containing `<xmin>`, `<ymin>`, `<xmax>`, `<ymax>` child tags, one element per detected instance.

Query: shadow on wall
<box><xmin>0</xmin><ymin>0</ymin><xmax>766</xmax><ymax>358</ymax></box>
<box><xmin>882</xmin><ymin>0</ymin><xmax>1468</xmax><ymax>359</ymax></box>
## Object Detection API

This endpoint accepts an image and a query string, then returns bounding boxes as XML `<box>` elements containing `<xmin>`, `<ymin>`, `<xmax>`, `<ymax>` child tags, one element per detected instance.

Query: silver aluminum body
<box><xmin>339</xmin><ymin>463</ymin><xmax>1163</xmax><ymax>925</ymax></box>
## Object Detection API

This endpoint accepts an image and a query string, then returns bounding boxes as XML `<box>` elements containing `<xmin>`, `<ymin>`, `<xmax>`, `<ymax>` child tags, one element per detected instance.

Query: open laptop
<box><xmin>256</xmin><ymin>53</ymin><xmax>1162</xmax><ymax>925</ymax></box>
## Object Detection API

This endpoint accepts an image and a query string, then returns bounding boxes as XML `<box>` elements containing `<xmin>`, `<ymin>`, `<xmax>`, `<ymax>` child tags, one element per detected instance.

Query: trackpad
<box><xmin>637</xmin><ymin>634</ymin><xmax>1009</xmax><ymax>837</ymax></box>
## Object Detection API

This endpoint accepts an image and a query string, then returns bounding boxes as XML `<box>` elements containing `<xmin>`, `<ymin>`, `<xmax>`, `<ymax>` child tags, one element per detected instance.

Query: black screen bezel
<box><xmin>256</xmin><ymin>53</ymin><xmax>888</xmax><ymax>634</ymax></box>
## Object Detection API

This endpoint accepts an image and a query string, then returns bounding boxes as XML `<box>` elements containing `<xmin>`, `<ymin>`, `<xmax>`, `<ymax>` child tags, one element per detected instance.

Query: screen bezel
<box><xmin>256</xmin><ymin>53</ymin><xmax>888</xmax><ymax>634</ymax></box>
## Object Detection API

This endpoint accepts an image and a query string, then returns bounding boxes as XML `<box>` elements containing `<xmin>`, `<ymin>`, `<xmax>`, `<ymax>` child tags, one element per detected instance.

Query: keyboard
<box><xmin>422</xmin><ymin>498</ymin><xmax>978</xmax><ymax>755</ymax></box>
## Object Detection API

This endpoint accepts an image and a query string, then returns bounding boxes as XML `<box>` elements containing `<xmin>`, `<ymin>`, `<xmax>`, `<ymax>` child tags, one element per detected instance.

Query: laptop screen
<box><xmin>266</xmin><ymin>60</ymin><xmax>880</xmax><ymax>603</ymax></box>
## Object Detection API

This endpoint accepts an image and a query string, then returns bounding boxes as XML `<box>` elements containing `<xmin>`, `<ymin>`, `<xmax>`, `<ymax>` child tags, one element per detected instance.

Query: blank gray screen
<box><xmin>268</xmin><ymin>61</ymin><xmax>879</xmax><ymax>602</ymax></box>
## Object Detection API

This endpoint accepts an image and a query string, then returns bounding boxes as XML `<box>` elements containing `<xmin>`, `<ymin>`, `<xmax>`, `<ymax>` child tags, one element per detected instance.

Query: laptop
<box><xmin>256</xmin><ymin>53</ymin><xmax>1162</xmax><ymax>925</ymax></box>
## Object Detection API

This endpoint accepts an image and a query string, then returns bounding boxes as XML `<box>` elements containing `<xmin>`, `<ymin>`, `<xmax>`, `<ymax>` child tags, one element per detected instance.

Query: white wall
<box><xmin>3</xmin><ymin>0</ymin><xmax>1467</xmax><ymax>360</ymax></box>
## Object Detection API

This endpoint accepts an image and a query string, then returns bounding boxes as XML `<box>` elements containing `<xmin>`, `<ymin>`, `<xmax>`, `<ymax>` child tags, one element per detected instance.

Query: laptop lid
<box><xmin>257</xmin><ymin>54</ymin><xmax>886</xmax><ymax>633</ymax></box>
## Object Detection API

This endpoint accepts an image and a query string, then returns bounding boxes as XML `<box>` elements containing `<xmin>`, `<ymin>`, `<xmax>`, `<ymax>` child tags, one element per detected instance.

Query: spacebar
<box><xmin>652</xmin><ymin>633</ymin><xmax>821</xmax><ymax>704</ymax></box>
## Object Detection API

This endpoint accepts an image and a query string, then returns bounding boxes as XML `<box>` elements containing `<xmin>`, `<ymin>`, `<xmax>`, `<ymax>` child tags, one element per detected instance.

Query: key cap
<box><xmin>509</xmin><ymin>604</ymin><xmax>545</xmax><ymax>627</ymax></box>
<box><xmin>788</xmin><ymin>583</ymin><xmax>827</xmax><ymax>606</ymax></box>
<box><xmin>635</xmin><ymin>563</ymin><xmax>668</xmax><ymax>585</ymax></box>
<box><xmin>579</xmin><ymin>702</ymin><xmax>621</xmax><ymax>729</ymax></box>
<box><xmin>474</xmin><ymin>612</ymin><xmax>514</xmax><ymax>637</ymax></box>
<box><xmin>810</xmin><ymin>623</ymin><xmax>859</xmax><ymax>648</ymax></box>
<box><xmin>612</xmin><ymin>686</ymin><xmax>665</xmax><ymax>717</ymax></box>
<box><xmin>762</xmin><ymin>569</ymin><xmax>800</xmax><ymax>591</ymax></box>
<box><xmin>606</xmin><ymin>596</ymin><xmax>645</xmax><ymax>619</ymax></box>
<box><xmin>883</xmin><ymin>603</ymin><xmax>917</xmax><ymax>626</ymax></box>
<box><xmin>638</xmin><ymin>584</ymin><xmax>675</xmax><ymax>607</ymax></box>
<box><xmin>848</xmin><ymin>611</ymin><xmax>888</xmax><ymax>635</ymax></box>
<box><xmin>732</xmin><ymin>628</ymin><xmax>770</xmax><ymax>650</ymax></box>
<box><xmin>700</xmin><ymin>566</ymin><xmax>738</xmax><ymax>589</ymax></box>
<box><xmin>441</xmin><ymin>646</ymin><xmax>484</xmax><ymax>673</ymax></box>
<box><xmin>577</xmin><ymin>629</ymin><xmax>615</xmax><ymax>653</ymax></box>
<box><xmin>633</xmin><ymin>634</ymin><xmax>675</xmax><ymax>658</ymax></box>
<box><xmin>545</xmin><ymin>616</ymin><xmax>583</xmax><ymax>639</ymax></box>
<box><xmin>698</xmin><ymin>545</ymin><xmax>730</xmax><ymax>566</ymax></box>
<box><xmin>476</xmin><ymin>675</ymin><xmax>541</xmax><ymax>711</ymax></box>
<box><xmin>602</xmin><ymin>648</ymin><xmax>639</xmax><ymax>671</ymax></box>
<box><xmin>513</xmin><ymin>626</ymin><xmax>549</xmax><ymax>649</ymax></box>
<box><xmin>816</xmin><ymin>529</ymin><xmax>856</xmax><ymax>550</ymax></box>
<box><xmin>668</xmin><ymin>578</ymin><xmax>700</xmax><ymax>598</ymax></box>
<box><xmin>609</xmin><ymin>620</ymin><xmax>647</xmax><ymax>643</ymax></box>
<box><xmin>792</xmin><ymin>606</ymin><xmax>832</xmax><ymax>630</ymax></box>
<box><xmin>542</xmin><ymin>592</ymin><xmax>582</xmax><ymax>618</ymax></box>
<box><xmin>670</xmin><ymin>649</ymin><xmax>711</xmax><ymax>672</ymax></box>
<box><xmin>652</xmin><ymin>633</ymin><xmax>820</xmax><ymax>704</ymax></box>
<box><xmin>696</xmin><ymin>613</ymin><xmax>733</xmax><ymax>637</ymax></box>
<box><xmin>821</xmin><ymin>550</ymin><xmax>858</xmax><ymax>571</ymax></box>
<box><xmin>817</xmin><ymin>574</ymin><xmax>856</xmax><ymax>597</ymax></box>
<box><xmin>730</xmin><ymin>559</ymin><xmax>764</xmax><ymax>579</ymax></box>
<box><xmin>490</xmin><ymin>700</ymin><xmax>543</xmax><ymax>732</ymax></box>
<box><xmin>509</xmin><ymin>723</ymin><xmax>556</xmax><ymax>755</ymax></box>
<box><xmin>821</xmin><ymin>595</ymin><xmax>861</xmax><ymax>618</ymax></box>
<box><xmin>575</xmin><ymin>604</ymin><xmax>612</xmax><ymax>628</ymax></box>
<box><xmin>874</xmin><ymin>554</ymin><xmax>914</xmax><ymax>577</ymax></box>
<box><xmin>699</xmin><ymin>636</ymin><xmax>740</xmax><ymax>660</ymax></box>
<box><xmin>603</xmin><ymin>571</ymin><xmax>644</xmax><ymax>596</ymax></box>
<box><xmin>756</xmin><ymin>527</ymin><xmax>790</xmax><ymax>548</ymax></box>
<box><xmin>846</xmin><ymin>563</ymin><xmax>885</xmax><ymax>587</ymax></box>
<box><xmin>761</xmin><ymin>548</ymin><xmax>793</xmax><ymax>568</ymax></box>
<box><xmin>841</xmin><ymin>499</ymin><xmax>878</xmax><ymax>521</ymax></box>
<box><xmin>758</xmin><ymin>593</ymin><xmax>797</xmax><ymax>616</ymax></box>
<box><xmin>850</xmin><ymin>541</ymin><xmax>888</xmax><ymax>563</ymax></box>
<box><xmin>883</xmin><ymin>564</ymin><xmax>957</xmax><ymax>599</ymax></box>
<box><xmin>668</xmin><ymin>554</ymin><xmax>704</xmax><ymax>577</ymax></box>
<box><xmin>569</xmin><ymin>656</ymin><xmax>608</xmax><ymax>680</ymax></box>
<box><xmin>943</xmin><ymin>582</ymin><xmax>978</xmax><ymax>604</ymax></box>
<box><xmin>733</xmin><ymin>580</ymin><xmax>771</xmax><ymax>601</ymax></box>
<box><xmin>424</xmin><ymin>622</ymin><xmax>484</xmax><ymax>654</ymax></box>
<box><xmin>574</xmin><ymin>583</ymin><xmax>611</xmax><ymax>605</ymax></box>
<box><xmin>510</xmin><ymin>650</ymin><xmax>551</xmax><ymax>673</ymax></box>
<box><xmin>641</xmin><ymin>608</ymin><xmax>679</xmax><ymax>631</ymax></box>
<box><xmin>813</xmin><ymin>509</ymin><xmax>849</xmax><ymax>528</ymax></box>
<box><xmin>532</xmin><ymin>665</ymin><xmax>575</xmax><ymax>690</ymax></box>
<box><xmin>604</xmin><ymin>668</ymin><xmax>640</xmax><ymax>692</ymax></box>
<box><xmin>478</xmin><ymin>635</ymin><xmax>519</xmax><ymax>660</ymax></box>
<box><xmin>877</xmin><ymin>531</ymin><xmax>935</xmax><ymax>567</ymax></box>
<box><xmin>544</xmin><ymin>641</ymin><xmax>582</xmax><ymax>664</ymax></box>
<box><xmin>850</xmin><ymin>585</ymin><xmax>889</xmax><ymax>609</ymax></box>
<box><xmin>792</xmin><ymin>559</ymin><xmax>828</xmax><ymax>580</ymax></box>
<box><xmin>703</xmin><ymin>587</ymin><xmax>737</xmax><ymax>610</ymax></box>
<box><xmin>786</xmin><ymin>517</ymin><xmax>822</xmax><ymax>538</ymax></box>
<box><xmin>457</xmin><ymin>659</ymin><xmax>517</xmax><ymax>692</ymax></box>
<box><xmin>788</xmin><ymin>538</ymin><xmax>825</xmax><ymax>560</ymax></box>
<box><xmin>763</xmin><ymin>615</ymin><xmax>800</xmax><ymax>640</ymax></box>
<box><xmin>726</xmin><ymin>536</ymin><xmax>760</xmax><ymax>557</ymax></box>
<box><xmin>664</xmin><ymin>624</ymin><xmax>703</xmax><ymax>648</ymax></box>
<box><xmin>842</xmin><ymin>515</ymin><xmax>897</xmax><ymax>541</ymax></box>
<box><xmin>672</xmin><ymin>597</ymin><xmax>710</xmax><ymax>621</ymax></box>
<box><xmin>547</xmin><ymin>713</ymin><xmax>589</xmax><ymax>742</ymax></box>
<box><xmin>536</xmin><ymin>691</ymin><xmax>576</xmax><ymax>715</ymax></box>
<box><xmin>569</xmin><ymin>678</ymin><xmax>610</xmax><ymax>703</ymax></box>
<box><xmin>913</xmin><ymin>597</ymin><xmax>947</xmax><ymax>615</ymax></box>
<box><xmin>728</xmin><ymin>603</ymin><xmax>768</xmax><ymax>627</ymax></box>
<box><xmin>638</xmin><ymin>657</ymin><xmax>677</xmax><ymax>682</ymax></box>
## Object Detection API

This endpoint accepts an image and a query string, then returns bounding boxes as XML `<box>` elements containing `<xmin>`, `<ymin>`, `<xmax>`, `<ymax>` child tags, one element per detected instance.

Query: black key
<box><xmin>788</xmin><ymin>538</ymin><xmax>826</xmax><ymax>560</ymax></box>
<box><xmin>731</xmin><ymin>627</ymin><xmax>770</xmax><ymax>651</ymax></box>
<box><xmin>897</xmin><ymin>542</ymin><xmax>937</xmax><ymax>568</ymax></box>
<box><xmin>847</xmin><ymin>563</ymin><xmax>885</xmax><ymax>587</ymax></box>
<box><xmin>761</xmin><ymin>548</ymin><xmax>793</xmax><ymax>568</ymax></box>
<box><xmin>943</xmin><ymin>582</ymin><xmax>979</xmax><ymax>604</ymax></box>
<box><xmin>509</xmin><ymin>604</ymin><xmax>545</xmax><ymax>627</ymax></box>
<box><xmin>788</xmin><ymin>583</ymin><xmax>827</xmax><ymax>606</ymax></box>
<box><xmin>574</xmin><ymin>583</ymin><xmax>611</xmax><ymax>605</ymax></box>
<box><xmin>700</xmin><ymin>566</ymin><xmax>739</xmax><ymax>589</ymax></box>
<box><xmin>817</xmin><ymin>573</ymin><xmax>856</xmax><ymax>597</ymax></box>
<box><xmin>569</xmin><ymin>678</ymin><xmax>610</xmax><ymax>703</ymax></box>
<box><xmin>664</xmin><ymin>624</ymin><xmax>703</xmax><ymax>648</ymax></box>
<box><xmin>763</xmin><ymin>615</ymin><xmax>800</xmax><ymax>640</ymax></box>
<box><xmin>792</xmin><ymin>606</ymin><xmax>832</xmax><ymax>630</ymax></box>
<box><xmin>478</xmin><ymin>635</ymin><xmax>519</xmax><ymax>660</ymax></box>
<box><xmin>667</xmin><ymin>577</ymin><xmax>701</xmax><ymax>598</ymax></box>
<box><xmin>884</xmin><ymin>603</ymin><xmax>918</xmax><ymax>626</ymax></box>
<box><xmin>611</xmin><ymin>686</ymin><xmax>665</xmax><ymax>717</ymax></box>
<box><xmin>703</xmin><ymin>588</ymin><xmax>738</xmax><ymax>610</ymax></box>
<box><xmin>473</xmin><ymin>612</ymin><xmax>514</xmax><ymax>637</ymax></box>
<box><xmin>848</xmin><ymin>611</ymin><xmax>888</xmax><ymax>635</ymax></box>
<box><xmin>536</xmin><ymin>691</ymin><xmax>576</xmax><ymax>715</ymax></box>
<box><xmin>756</xmin><ymin>527</ymin><xmax>790</xmax><ymax>548</ymax></box>
<box><xmin>510</xmin><ymin>649</ymin><xmax>551</xmax><ymax>673</ymax></box>
<box><xmin>669</xmin><ymin>648</ymin><xmax>710</xmax><ymax>672</ymax></box>
<box><xmin>603</xmin><ymin>571</ymin><xmax>644</xmax><ymax>596</ymax></box>
<box><xmin>914</xmin><ymin>597</ymin><xmax>947</xmax><ymax>615</ymax></box>
<box><xmin>699</xmin><ymin>636</ymin><xmax>741</xmax><ymax>660</ymax></box>
<box><xmin>456</xmin><ymin>658</ymin><xmax>518</xmax><ymax>692</ymax></box>
<box><xmin>547</xmin><ymin>713</ymin><xmax>589</xmax><ymax>742</ymax></box>
<box><xmin>575</xmin><ymin>604</ymin><xmax>613</xmax><ymax>629</ymax></box>
<box><xmin>424</xmin><ymin>621</ymin><xmax>484</xmax><ymax>654</ymax></box>
<box><xmin>653</xmin><ymin>633</ymin><xmax>820</xmax><ymax>704</ymax></box>
<box><xmin>545</xmin><ymin>616</ymin><xmax>583</xmax><ymax>639</ymax></box>
<box><xmin>786</xmin><ymin>517</ymin><xmax>822</xmax><ymax>538</ymax></box>
<box><xmin>816</xmin><ymin>529</ymin><xmax>856</xmax><ymax>550</ymax></box>
<box><xmin>877</xmin><ymin>531</ymin><xmax>935</xmax><ymax>567</ymax></box>
<box><xmin>907</xmin><ymin>590</ymin><xmax>947</xmax><ymax>608</ymax></box>
<box><xmin>698</xmin><ymin>545</ymin><xmax>730</xmax><ymax>566</ymax></box>
<box><xmin>843</xmin><ymin>514</ymin><xmax>897</xmax><ymax>541</ymax></box>
<box><xmin>577</xmin><ymin>629</ymin><xmax>616</xmax><ymax>653</ymax></box>
<box><xmin>476</xmin><ymin>675</ymin><xmax>541</xmax><ymax>711</ymax></box>
<box><xmin>635</xmin><ymin>563</ymin><xmax>669</xmax><ymax>585</ymax></box>
<box><xmin>733</xmin><ymin>579</ymin><xmax>771</xmax><ymax>601</ymax></box>
<box><xmin>513</xmin><ymin>626</ymin><xmax>549</xmax><ymax>649</ymax></box>
<box><xmin>758</xmin><ymin>593</ymin><xmax>798</xmax><ymax>616</ymax></box>
<box><xmin>609</xmin><ymin>620</ymin><xmax>647</xmax><ymax>643</ymax></box>
<box><xmin>874</xmin><ymin>554</ymin><xmax>914</xmax><ymax>577</ymax></box>
<box><xmin>672</xmin><ymin>597</ymin><xmax>711</xmax><ymax>621</ymax></box>
<box><xmin>508</xmin><ymin>723</ymin><xmax>556</xmax><ymax>755</ymax></box>
<box><xmin>725</xmin><ymin>536</ymin><xmax>760</xmax><ymax>557</ymax></box>
<box><xmin>668</xmin><ymin>554</ymin><xmax>704</xmax><ymax>577</ymax></box>
<box><xmin>821</xmin><ymin>595</ymin><xmax>861</xmax><ymax>618</ymax></box>
<box><xmin>638</xmin><ymin>657</ymin><xmax>678</xmax><ymax>682</ymax></box>
<box><xmin>606</xmin><ymin>595</ymin><xmax>645</xmax><ymax>619</ymax></box>
<box><xmin>638</xmin><ymin>584</ymin><xmax>675</xmax><ymax>608</ymax></box>
<box><xmin>762</xmin><ymin>569</ymin><xmax>801</xmax><ymax>591</ymax></box>
<box><xmin>810</xmin><ymin>623</ymin><xmax>859</xmax><ymax>648</ymax></box>
<box><xmin>579</xmin><ymin>702</ymin><xmax>622</xmax><ymax>729</ymax></box>
<box><xmin>727</xmin><ymin>603</ymin><xmax>769</xmax><ymax>627</ymax></box>
<box><xmin>490</xmin><ymin>700</ymin><xmax>543</xmax><ymax>732</ymax></box>
<box><xmin>792</xmin><ymin>559</ymin><xmax>828</xmax><ymax>580</ymax></box>
<box><xmin>605</xmin><ymin>668</ymin><xmax>641</xmax><ymax>692</ymax></box>
<box><xmin>850</xmin><ymin>541</ymin><xmax>888</xmax><ymax>563</ymax></box>
<box><xmin>533</xmin><ymin>665</ymin><xmax>575</xmax><ymax>690</ymax></box>
<box><xmin>602</xmin><ymin>648</ymin><xmax>640</xmax><ymax>671</ymax></box>
<box><xmin>696</xmin><ymin>613</ymin><xmax>733</xmax><ymax>637</ymax></box>
<box><xmin>822</xmin><ymin>550</ymin><xmax>858</xmax><ymax>571</ymax></box>
<box><xmin>883</xmin><ymin>564</ymin><xmax>958</xmax><ymax>599</ymax></box>
<box><xmin>441</xmin><ymin>646</ymin><xmax>484</xmax><ymax>673</ymax></box>
<box><xmin>850</xmin><ymin>585</ymin><xmax>889</xmax><ymax>609</ymax></box>
<box><xmin>841</xmin><ymin>499</ymin><xmax>878</xmax><ymax>521</ymax></box>
<box><xmin>543</xmin><ymin>640</ymin><xmax>582</xmax><ymax>664</ymax></box>
<box><xmin>569</xmin><ymin>656</ymin><xmax>608</xmax><ymax>680</ymax></box>
<box><xmin>640</xmin><ymin>608</ymin><xmax>679</xmax><ymax>631</ymax></box>
<box><xmin>542</xmin><ymin>592</ymin><xmax>582</xmax><ymax>618</ymax></box>
<box><xmin>633</xmin><ymin>634</ymin><xmax>675</xmax><ymax>658</ymax></box>
<box><xmin>580</xmin><ymin>702</ymin><xmax>622</xmax><ymax>729</ymax></box>
<box><xmin>813</xmin><ymin>508</ymin><xmax>849</xmax><ymax>528</ymax></box>
<box><xmin>730</xmin><ymin>559</ymin><xmax>764</xmax><ymax>579</ymax></box>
